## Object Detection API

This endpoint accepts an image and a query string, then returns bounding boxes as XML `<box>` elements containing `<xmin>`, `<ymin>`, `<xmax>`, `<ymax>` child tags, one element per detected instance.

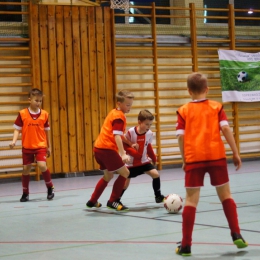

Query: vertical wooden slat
<box><xmin>79</xmin><ymin>7</ymin><xmax>93</xmax><ymax>170</ymax></box>
<box><xmin>110</xmin><ymin>8</ymin><xmax>117</xmax><ymax>106</ymax></box>
<box><xmin>151</xmin><ymin>2</ymin><xmax>162</xmax><ymax>170</ymax></box>
<box><xmin>56</xmin><ymin>6</ymin><xmax>70</xmax><ymax>172</ymax></box>
<box><xmin>64</xmin><ymin>6</ymin><xmax>78</xmax><ymax>171</ymax></box>
<box><xmin>88</xmin><ymin>7</ymin><xmax>99</xmax><ymax>170</ymax></box>
<box><xmin>47</xmin><ymin>5</ymin><xmax>62</xmax><ymax>173</ymax></box>
<box><xmin>103</xmin><ymin>7</ymin><xmax>114</xmax><ymax>113</ymax></box>
<box><xmin>29</xmin><ymin>3</ymin><xmax>41</xmax><ymax>90</ymax></box>
<box><xmin>96</xmin><ymin>7</ymin><xmax>107</xmax><ymax>123</ymax></box>
<box><xmin>39</xmin><ymin>5</ymin><xmax>54</xmax><ymax>172</ymax></box>
<box><xmin>228</xmin><ymin>4</ymin><xmax>240</xmax><ymax>154</ymax></box>
<box><xmin>29</xmin><ymin>2</ymin><xmax>40</xmax><ymax>181</ymax></box>
<box><xmin>189</xmin><ymin>3</ymin><xmax>198</xmax><ymax>72</ymax></box>
<box><xmin>72</xmin><ymin>6</ymin><xmax>85</xmax><ymax>171</ymax></box>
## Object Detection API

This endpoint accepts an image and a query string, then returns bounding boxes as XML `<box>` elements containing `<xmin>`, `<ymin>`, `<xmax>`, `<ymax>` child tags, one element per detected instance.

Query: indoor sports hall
<box><xmin>0</xmin><ymin>0</ymin><xmax>259</xmax><ymax>259</ymax></box>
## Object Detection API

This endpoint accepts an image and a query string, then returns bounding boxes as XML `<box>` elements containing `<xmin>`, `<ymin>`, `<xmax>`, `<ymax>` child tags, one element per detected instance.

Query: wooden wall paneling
<box><xmin>79</xmin><ymin>7</ymin><xmax>93</xmax><ymax>170</ymax></box>
<box><xmin>39</xmin><ymin>5</ymin><xmax>54</xmax><ymax>172</ymax></box>
<box><xmin>64</xmin><ymin>6</ymin><xmax>78</xmax><ymax>171</ymax></box>
<box><xmin>151</xmin><ymin>2</ymin><xmax>161</xmax><ymax>170</ymax></box>
<box><xmin>88</xmin><ymin>7</ymin><xmax>99</xmax><ymax>170</ymax></box>
<box><xmin>56</xmin><ymin>6</ymin><xmax>70</xmax><ymax>172</ymax></box>
<box><xmin>47</xmin><ymin>5</ymin><xmax>62</xmax><ymax>173</ymax></box>
<box><xmin>29</xmin><ymin>3</ymin><xmax>41</xmax><ymax>90</ymax></box>
<box><xmin>228</xmin><ymin>4</ymin><xmax>240</xmax><ymax>153</ymax></box>
<box><xmin>96</xmin><ymin>7</ymin><xmax>107</xmax><ymax>124</ymax></box>
<box><xmin>72</xmin><ymin>7</ymin><xmax>85</xmax><ymax>171</ymax></box>
<box><xmin>110</xmin><ymin>9</ymin><xmax>117</xmax><ymax>108</ymax></box>
<box><xmin>189</xmin><ymin>3</ymin><xmax>198</xmax><ymax>72</ymax></box>
<box><xmin>103</xmin><ymin>7</ymin><xmax>114</xmax><ymax>112</ymax></box>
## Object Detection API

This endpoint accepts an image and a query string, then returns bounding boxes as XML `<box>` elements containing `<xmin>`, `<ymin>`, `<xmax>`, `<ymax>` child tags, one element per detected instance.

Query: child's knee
<box><xmin>150</xmin><ymin>171</ymin><xmax>159</xmax><ymax>178</ymax></box>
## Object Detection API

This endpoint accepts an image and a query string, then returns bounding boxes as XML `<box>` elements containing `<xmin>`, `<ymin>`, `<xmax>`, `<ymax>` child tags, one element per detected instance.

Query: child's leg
<box><xmin>118</xmin><ymin>178</ymin><xmax>130</xmax><ymax>201</ymax></box>
<box><xmin>146</xmin><ymin>169</ymin><xmax>161</xmax><ymax>196</ymax></box>
<box><xmin>182</xmin><ymin>188</ymin><xmax>200</xmax><ymax>247</ymax></box>
<box><xmin>216</xmin><ymin>183</ymin><xmax>248</xmax><ymax>248</ymax></box>
<box><xmin>89</xmin><ymin>170</ymin><xmax>113</xmax><ymax>203</ymax></box>
<box><xmin>37</xmin><ymin>161</ymin><xmax>55</xmax><ymax>200</ymax></box>
<box><xmin>21</xmin><ymin>152</ymin><xmax>34</xmax><ymax>199</ymax></box>
<box><xmin>216</xmin><ymin>183</ymin><xmax>240</xmax><ymax>234</ymax></box>
<box><xmin>22</xmin><ymin>165</ymin><xmax>31</xmax><ymax>195</ymax></box>
<box><xmin>146</xmin><ymin>169</ymin><xmax>165</xmax><ymax>202</ymax></box>
<box><xmin>109</xmin><ymin>166</ymin><xmax>129</xmax><ymax>203</ymax></box>
<box><xmin>38</xmin><ymin>161</ymin><xmax>53</xmax><ymax>188</ymax></box>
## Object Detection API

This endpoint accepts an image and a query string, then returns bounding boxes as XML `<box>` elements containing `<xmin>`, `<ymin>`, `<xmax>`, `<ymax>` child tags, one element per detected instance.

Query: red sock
<box><xmin>42</xmin><ymin>169</ymin><xmax>53</xmax><ymax>188</ymax></box>
<box><xmin>22</xmin><ymin>174</ymin><xmax>30</xmax><ymax>194</ymax></box>
<box><xmin>90</xmin><ymin>178</ymin><xmax>108</xmax><ymax>203</ymax></box>
<box><xmin>222</xmin><ymin>198</ymin><xmax>240</xmax><ymax>234</ymax></box>
<box><xmin>182</xmin><ymin>206</ymin><xmax>196</xmax><ymax>247</ymax></box>
<box><xmin>109</xmin><ymin>175</ymin><xmax>127</xmax><ymax>202</ymax></box>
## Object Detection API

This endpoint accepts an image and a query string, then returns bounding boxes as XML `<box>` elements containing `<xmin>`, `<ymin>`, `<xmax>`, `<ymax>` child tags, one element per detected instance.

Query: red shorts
<box><xmin>94</xmin><ymin>147</ymin><xmax>125</xmax><ymax>172</ymax></box>
<box><xmin>184</xmin><ymin>158</ymin><xmax>229</xmax><ymax>188</ymax></box>
<box><xmin>22</xmin><ymin>148</ymin><xmax>47</xmax><ymax>165</ymax></box>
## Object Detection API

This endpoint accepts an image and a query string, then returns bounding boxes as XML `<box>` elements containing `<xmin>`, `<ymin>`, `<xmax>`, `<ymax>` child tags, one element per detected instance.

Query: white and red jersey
<box><xmin>124</xmin><ymin>126</ymin><xmax>156</xmax><ymax>167</ymax></box>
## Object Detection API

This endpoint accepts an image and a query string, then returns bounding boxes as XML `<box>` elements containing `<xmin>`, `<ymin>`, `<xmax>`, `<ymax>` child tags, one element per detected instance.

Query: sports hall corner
<box><xmin>0</xmin><ymin>0</ymin><xmax>259</xmax><ymax>259</ymax></box>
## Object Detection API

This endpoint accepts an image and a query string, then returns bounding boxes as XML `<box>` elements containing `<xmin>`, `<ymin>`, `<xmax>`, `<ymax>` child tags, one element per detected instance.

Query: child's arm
<box><xmin>221</xmin><ymin>125</ymin><xmax>241</xmax><ymax>170</ymax></box>
<box><xmin>147</xmin><ymin>143</ymin><xmax>156</xmax><ymax>164</ymax></box>
<box><xmin>177</xmin><ymin>134</ymin><xmax>185</xmax><ymax>169</ymax></box>
<box><xmin>123</xmin><ymin>143</ymin><xmax>142</xmax><ymax>160</ymax></box>
<box><xmin>9</xmin><ymin>129</ymin><xmax>20</xmax><ymax>149</ymax></box>
<box><xmin>45</xmin><ymin>130</ymin><xmax>52</xmax><ymax>158</ymax></box>
<box><xmin>115</xmin><ymin>134</ymin><xmax>130</xmax><ymax>163</ymax></box>
<box><xmin>122</xmin><ymin>135</ymin><xmax>139</xmax><ymax>150</ymax></box>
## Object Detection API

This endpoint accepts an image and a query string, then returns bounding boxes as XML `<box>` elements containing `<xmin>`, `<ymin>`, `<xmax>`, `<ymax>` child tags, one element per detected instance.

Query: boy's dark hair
<box><xmin>29</xmin><ymin>88</ymin><xmax>43</xmax><ymax>98</ymax></box>
<box><xmin>138</xmin><ymin>109</ymin><xmax>154</xmax><ymax>122</ymax></box>
<box><xmin>116</xmin><ymin>90</ymin><xmax>134</xmax><ymax>103</ymax></box>
<box><xmin>187</xmin><ymin>72</ymin><xmax>207</xmax><ymax>94</ymax></box>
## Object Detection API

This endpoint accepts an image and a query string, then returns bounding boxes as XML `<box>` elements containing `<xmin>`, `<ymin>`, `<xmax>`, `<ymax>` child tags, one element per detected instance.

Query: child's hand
<box><xmin>182</xmin><ymin>162</ymin><xmax>186</xmax><ymax>171</ymax></box>
<box><xmin>233</xmin><ymin>154</ymin><xmax>241</xmax><ymax>171</ymax></box>
<box><xmin>9</xmin><ymin>142</ymin><xmax>15</xmax><ymax>149</ymax></box>
<box><xmin>47</xmin><ymin>148</ymin><xmax>51</xmax><ymax>158</ymax></box>
<box><xmin>148</xmin><ymin>157</ymin><xmax>155</xmax><ymax>165</ymax></box>
<box><xmin>131</xmin><ymin>143</ymin><xmax>139</xmax><ymax>150</ymax></box>
<box><xmin>121</xmin><ymin>154</ymin><xmax>130</xmax><ymax>163</ymax></box>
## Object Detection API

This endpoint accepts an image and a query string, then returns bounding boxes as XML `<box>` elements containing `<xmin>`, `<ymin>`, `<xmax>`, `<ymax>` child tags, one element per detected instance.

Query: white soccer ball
<box><xmin>237</xmin><ymin>71</ymin><xmax>248</xmax><ymax>82</ymax></box>
<box><xmin>164</xmin><ymin>193</ymin><xmax>183</xmax><ymax>214</ymax></box>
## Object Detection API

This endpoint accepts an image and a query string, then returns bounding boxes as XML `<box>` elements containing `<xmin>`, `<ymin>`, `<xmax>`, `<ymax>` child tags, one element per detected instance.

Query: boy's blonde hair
<box><xmin>116</xmin><ymin>90</ymin><xmax>134</xmax><ymax>103</ymax></box>
<box><xmin>138</xmin><ymin>109</ymin><xmax>154</xmax><ymax>122</ymax></box>
<box><xmin>29</xmin><ymin>88</ymin><xmax>43</xmax><ymax>98</ymax></box>
<box><xmin>187</xmin><ymin>73</ymin><xmax>207</xmax><ymax>94</ymax></box>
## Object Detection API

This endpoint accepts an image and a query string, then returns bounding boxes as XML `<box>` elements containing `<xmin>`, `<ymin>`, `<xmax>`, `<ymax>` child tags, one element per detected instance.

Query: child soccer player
<box><xmin>119</xmin><ymin>109</ymin><xmax>165</xmax><ymax>204</ymax></box>
<box><xmin>86</xmin><ymin>90</ymin><xmax>135</xmax><ymax>211</ymax></box>
<box><xmin>175</xmin><ymin>72</ymin><xmax>248</xmax><ymax>256</ymax></box>
<box><xmin>9</xmin><ymin>88</ymin><xmax>54</xmax><ymax>202</ymax></box>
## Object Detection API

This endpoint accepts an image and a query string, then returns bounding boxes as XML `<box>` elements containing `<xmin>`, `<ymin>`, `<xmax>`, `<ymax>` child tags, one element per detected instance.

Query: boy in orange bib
<box><xmin>86</xmin><ymin>90</ymin><xmax>135</xmax><ymax>211</ymax></box>
<box><xmin>175</xmin><ymin>73</ymin><xmax>248</xmax><ymax>256</ymax></box>
<box><xmin>10</xmin><ymin>88</ymin><xmax>54</xmax><ymax>202</ymax></box>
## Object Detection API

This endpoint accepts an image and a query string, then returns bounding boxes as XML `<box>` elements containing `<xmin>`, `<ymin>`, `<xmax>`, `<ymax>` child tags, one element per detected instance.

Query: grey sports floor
<box><xmin>0</xmin><ymin>160</ymin><xmax>259</xmax><ymax>260</ymax></box>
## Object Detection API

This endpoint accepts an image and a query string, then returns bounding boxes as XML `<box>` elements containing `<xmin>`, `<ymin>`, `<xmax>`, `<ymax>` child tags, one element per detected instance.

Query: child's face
<box><xmin>117</xmin><ymin>97</ymin><xmax>133</xmax><ymax>114</ymax></box>
<box><xmin>29</xmin><ymin>95</ymin><xmax>43</xmax><ymax>111</ymax></box>
<box><xmin>138</xmin><ymin>119</ymin><xmax>153</xmax><ymax>133</ymax></box>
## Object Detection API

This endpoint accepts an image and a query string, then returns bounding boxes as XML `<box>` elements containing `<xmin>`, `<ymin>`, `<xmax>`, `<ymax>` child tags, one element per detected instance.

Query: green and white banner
<box><xmin>218</xmin><ymin>49</ymin><xmax>260</xmax><ymax>102</ymax></box>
